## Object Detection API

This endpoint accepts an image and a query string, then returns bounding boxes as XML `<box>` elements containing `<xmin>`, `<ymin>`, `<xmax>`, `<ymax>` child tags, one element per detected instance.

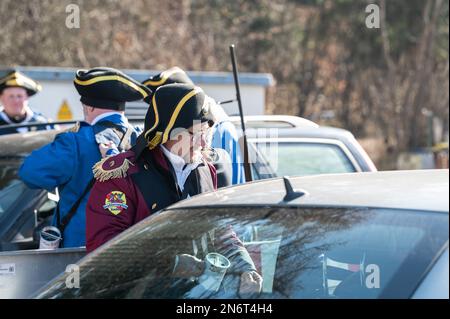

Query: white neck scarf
<box><xmin>160</xmin><ymin>145</ymin><xmax>202</xmax><ymax>192</ymax></box>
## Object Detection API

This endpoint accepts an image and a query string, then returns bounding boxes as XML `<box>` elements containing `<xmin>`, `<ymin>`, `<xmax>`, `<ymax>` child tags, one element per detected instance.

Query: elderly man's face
<box><xmin>165</xmin><ymin>121</ymin><xmax>211</xmax><ymax>163</ymax></box>
<box><xmin>0</xmin><ymin>87</ymin><xmax>29</xmax><ymax>118</ymax></box>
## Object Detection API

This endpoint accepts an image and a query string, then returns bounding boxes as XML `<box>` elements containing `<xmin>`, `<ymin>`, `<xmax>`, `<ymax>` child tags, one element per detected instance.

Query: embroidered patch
<box><xmin>103</xmin><ymin>191</ymin><xmax>128</xmax><ymax>215</ymax></box>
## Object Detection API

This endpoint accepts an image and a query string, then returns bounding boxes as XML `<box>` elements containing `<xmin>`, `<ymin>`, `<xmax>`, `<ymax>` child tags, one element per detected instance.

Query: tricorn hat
<box><xmin>0</xmin><ymin>70</ymin><xmax>42</xmax><ymax>97</ymax></box>
<box><xmin>134</xmin><ymin>83</ymin><xmax>215</xmax><ymax>156</ymax></box>
<box><xmin>74</xmin><ymin>67</ymin><xmax>152</xmax><ymax>111</ymax></box>
<box><xmin>142</xmin><ymin>67</ymin><xmax>194</xmax><ymax>92</ymax></box>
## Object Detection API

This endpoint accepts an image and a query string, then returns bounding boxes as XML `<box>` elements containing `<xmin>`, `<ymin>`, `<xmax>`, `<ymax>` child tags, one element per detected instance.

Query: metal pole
<box><xmin>229</xmin><ymin>44</ymin><xmax>252</xmax><ymax>182</ymax></box>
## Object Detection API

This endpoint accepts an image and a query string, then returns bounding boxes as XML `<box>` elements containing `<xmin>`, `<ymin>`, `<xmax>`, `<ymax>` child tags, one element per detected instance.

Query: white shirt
<box><xmin>91</xmin><ymin>112</ymin><xmax>125</xmax><ymax>126</ymax></box>
<box><xmin>0</xmin><ymin>106</ymin><xmax>34</xmax><ymax>123</ymax></box>
<box><xmin>160</xmin><ymin>145</ymin><xmax>201</xmax><ymax>192</ymax></box>
<box><xmin>0</xmin><ymin>107</ymin><xmax>37</xmax><ymax>133</ymax></box>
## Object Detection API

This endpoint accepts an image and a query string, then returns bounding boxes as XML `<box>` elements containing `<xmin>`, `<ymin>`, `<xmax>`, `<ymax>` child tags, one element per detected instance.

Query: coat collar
<box><xmin>91</xmin><ymin>112</ymin><xmax>128</xmax><ymax>126</ymax></box>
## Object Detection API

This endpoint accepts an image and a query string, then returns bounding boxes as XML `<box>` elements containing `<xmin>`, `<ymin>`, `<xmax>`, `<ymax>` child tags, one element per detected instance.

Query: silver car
<box><xmin>34</xmin><ymin>169</ymin><xmax>448</xmax><ymax>299</ymax></box>
<box><xmin>230</xmin><ymin>115</ymin><xmax>377</xmax><ymax>178</ymax></box>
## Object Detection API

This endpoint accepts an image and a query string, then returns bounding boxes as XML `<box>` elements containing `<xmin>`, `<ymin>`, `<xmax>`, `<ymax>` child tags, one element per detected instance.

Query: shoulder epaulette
<box><xmin>56</xmin><ymin>122</ymin><xmax>83</xmax><ymax>138</ymax></box>
<box><xmin>68</xmin><ymin>122</ymin><xmax>81</xmax><ymax>133</ymax></box>
<box><xmin>93</xmin><ymin>151</ymin><xmax>135</xmax><ymax>182</ymax></box>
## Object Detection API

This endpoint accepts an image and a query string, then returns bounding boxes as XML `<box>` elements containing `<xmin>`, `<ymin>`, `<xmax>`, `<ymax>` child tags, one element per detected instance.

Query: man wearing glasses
<box><xmin>86</xmin><ymin>83</ymin><xmax>262</xmax><ymax>295</ymax></box>
<box><xmin>142</xmin><ymin>67</ymin><xmax>243</xmax><ymax>187</ymax></box>
<box><xmin>86</xmin><ymin>83</ymin><xmax>219</xmax><ymax>252</ymax></box>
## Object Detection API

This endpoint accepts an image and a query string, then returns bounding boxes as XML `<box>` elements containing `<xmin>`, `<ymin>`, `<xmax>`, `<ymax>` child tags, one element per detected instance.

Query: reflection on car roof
<box><xmin>167</xmin><ymin>170</ymin><xmax>449</xmax><ymax>213</ymax></box>
<box><xmin>0</xmin><ymin>130</ymin><xmax>60</xmax><ymax>156</ymax></box>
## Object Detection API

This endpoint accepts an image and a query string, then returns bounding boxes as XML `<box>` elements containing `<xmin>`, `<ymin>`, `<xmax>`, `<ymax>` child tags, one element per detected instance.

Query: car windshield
<box><xmin>37</xmin><ymin>207</ymin><xmax>448</xmax><ymax>299</ymax></box>
<box><xmin>255</xmin><ymin>142</ymin><xmax>356</xmax><ymax>176</ymax></box>
<box><xmin>0</xmin><ymin>159</ymin><xmax>29</xmax><ymax>220</ymax></box>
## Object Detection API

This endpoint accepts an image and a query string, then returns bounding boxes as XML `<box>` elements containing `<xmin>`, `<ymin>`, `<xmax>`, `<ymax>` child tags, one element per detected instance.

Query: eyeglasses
<box><xmin>188</xmin><ymin>125</ymin><xmax>212</xmax><ymax>145</ymax></box>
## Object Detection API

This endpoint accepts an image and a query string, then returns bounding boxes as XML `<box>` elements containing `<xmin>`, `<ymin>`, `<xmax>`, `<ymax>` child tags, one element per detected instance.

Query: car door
<box><xmin>0</xmin><ymin>158</ymin><xmax>57</xmax><ymax>251</ymax></box>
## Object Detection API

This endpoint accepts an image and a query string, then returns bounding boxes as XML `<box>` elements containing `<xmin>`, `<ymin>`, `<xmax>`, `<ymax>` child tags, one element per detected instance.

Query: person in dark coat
<box><xmin>86</xmin><ymin>83</ymin><xmax>262</xmax><ymax>295</ymax></box>
<box><xmin>142</xmin><ymin>67</ymin><xmax>240</xmax><ymax>188</ymax></box>
<box><xmin>86</xmin><ymin>83</ymin><xmax>220</xmax><ymax>252</ymax></box>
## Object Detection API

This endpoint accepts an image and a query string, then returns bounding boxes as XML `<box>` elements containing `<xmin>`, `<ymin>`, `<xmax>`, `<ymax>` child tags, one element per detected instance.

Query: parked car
<box><xmin>0</xmin><ymin>128</ymin><xmax>63</xmax><ymax>252</ymax></box>
<box><xmin>230</xmin><ymin>115</ymin><xmax>377</xmax><ymax>177</ymax></box>
<box><xmin>34</xmin><ymin>169</ymin><xmax>449</xmax><ymax>299</ymax></box>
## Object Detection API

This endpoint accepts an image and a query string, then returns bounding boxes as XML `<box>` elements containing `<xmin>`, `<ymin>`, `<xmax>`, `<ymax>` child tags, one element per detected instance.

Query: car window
<box><xmin>36</xmin><ymin>207</ymin><xmax>448</xmax><ymax>299</ymax></box>
<box><xmin>0</xmin><ymin>161</ymin><xmax>29</xmax><ymax>219</ymax></box>
<box><xmin>255</xmin><ymin>142</ymin><xmax>356</xmax><ymax>176</ymax></box>
<box><xmin>248</xmin><ymin>143</ymin><xmax>276</xmax><ymax>180</ymax></box>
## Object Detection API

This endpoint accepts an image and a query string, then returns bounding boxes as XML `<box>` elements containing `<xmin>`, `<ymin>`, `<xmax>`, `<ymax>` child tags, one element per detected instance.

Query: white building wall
<box><xmin>27</xmin><ymin>82</ymin><xmax>267</xmax><ymax>121</ymax></box>
<box><xmin>6</xmin><ymin>67</ymin><xmax>274</xmax><ymax>121</ymax></box>
<box><xmin>201</xmin><ymin>84</ymin><xmax>266</xmax><ymax>116</ymax></box>
<box><xmin>27</xmin><ymin>80</ymin><xmax>84</xmax><ymax>120</ymax></box>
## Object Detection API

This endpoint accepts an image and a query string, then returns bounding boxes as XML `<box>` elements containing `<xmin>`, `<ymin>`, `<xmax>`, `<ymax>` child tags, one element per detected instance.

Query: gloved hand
<box><xmin>239</xmin><ymin>271</ymin><xmax>263</xmax><ymax>298</ymax></box>
<box><xmin>172</xmin><ymin>254</ymin><xmax>206</xmax><ymax>278</ymax></box>
<box><xmin>99</xmin><ymin>141</ymin><xmax>118</xmax><ymax>158</ymax></box>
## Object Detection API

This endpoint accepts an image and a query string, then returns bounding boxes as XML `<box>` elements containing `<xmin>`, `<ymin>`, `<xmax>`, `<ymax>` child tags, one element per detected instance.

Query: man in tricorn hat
<box><xmin>142</xmin><ymin>67</ymin><xmax>245</xmax><ymax>187</ymax></box>
<box><xmin>86</xmin><ymin>83</ymin><xmax>217</xmax><ymax>251</ymax></box>
<box><xmin>86</xmin><ymin>83</ymin><xmax>262</xmax><ymax>294</ymax></box>
<box><xmin>19</xmin><ymin>67</ymin><xmax>150</xmax><ymax>248</ymax></box>
<box><xmin>0</xmin><ymin>70</ymin><xmax>52</xmax><ymax>134</ymax></box>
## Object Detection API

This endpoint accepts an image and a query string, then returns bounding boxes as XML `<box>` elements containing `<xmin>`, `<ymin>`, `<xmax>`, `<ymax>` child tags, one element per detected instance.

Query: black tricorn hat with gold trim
<box><xmin>74</xmin><ymin>67</ymin><xmax>152</xmax><ymax>111</ymax></box>
<box><xmin>0</xmin><ymin>70</ymin><xmax>42</xmax><ymax>96</ymax></box>
<box><xmin>142</xmin><ymin>67</ymin><xmax>194</xmax><ymax>92</ymax></box>
<box><xmin>134</xmin><ymin>83</ymin><xmax>215</xmax><ymax>155</ymax></box>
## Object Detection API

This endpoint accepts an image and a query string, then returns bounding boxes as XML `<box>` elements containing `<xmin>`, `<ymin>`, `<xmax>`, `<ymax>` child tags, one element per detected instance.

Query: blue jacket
<box><xmin>19</xmin><ymin>113</ymin><xmax>138</xmax><ymax>248</ymax></box>
<box><xmin>211</xmin><ymin>121</ymin><xmax>245</xmax><ymax>185</ymax></box>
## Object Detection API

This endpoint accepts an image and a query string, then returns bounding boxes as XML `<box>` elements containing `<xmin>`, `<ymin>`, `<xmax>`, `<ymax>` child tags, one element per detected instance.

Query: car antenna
<box><xmin>282</xmin><ymin>176</ymin><xmax>306</xmax><ymax>202</ymax></box>
<box><xmin>229</xmin><ymin>44</ymin><xmax>253</xmax><ymax>182</ymax></box>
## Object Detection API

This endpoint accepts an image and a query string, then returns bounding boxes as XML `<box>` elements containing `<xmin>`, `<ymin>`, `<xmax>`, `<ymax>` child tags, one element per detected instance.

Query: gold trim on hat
<box><xmin>142</xmin><ymin>67</ymin><xmax>184</xmax><ymax>87</ymax></box>
<box><xmin>161</xmin><ymin>87</ymin><xmax>203</xmax><ymax>145</ymax></box>
<box><xmin>74</xmin><ymin>75</ymin><xmax>149</xmax><ymax>98</ymax></box>
<box><xmin>0</xmin><ymin>72</ymin><xmax>19</xmax><ymax>84</ymax></box>
<box><xmin>0</xmin><ymin>72</ymin><xmax>42</xmax><ymax>92</ymax></box>
<box><xmin>148</xmin><ymin>131</ymin><xmax>163</xmax><ymax>150</ymax></box>
<box><xmin>144</xmin><ymin>93</ymin><xmax>160</xmax><ymax>139</ymax></box>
